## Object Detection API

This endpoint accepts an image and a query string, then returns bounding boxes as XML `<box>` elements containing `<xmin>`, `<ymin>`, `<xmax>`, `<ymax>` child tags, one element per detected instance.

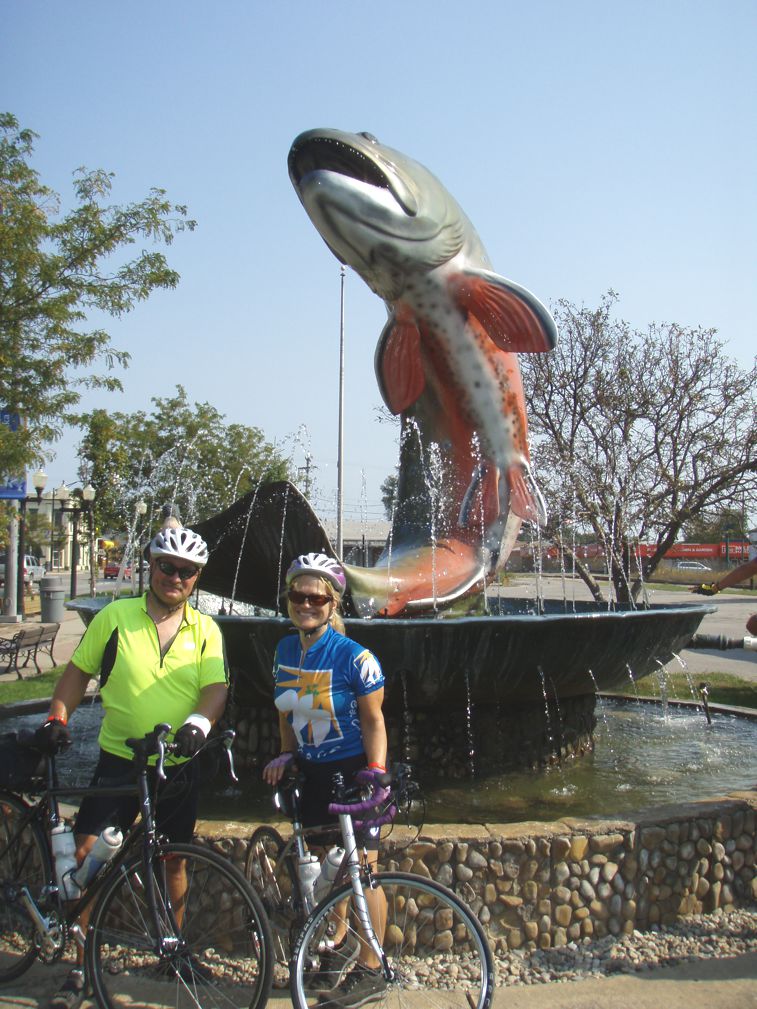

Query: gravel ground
<box><xmin>494</xmin><ymin>903</ymin><xmax>757</xmax><ymax>986</ymax></box>
<box><xmin>2</xmin><ymin>907</ymin><xmax>755</xmax><ymax>1008</ymax></box>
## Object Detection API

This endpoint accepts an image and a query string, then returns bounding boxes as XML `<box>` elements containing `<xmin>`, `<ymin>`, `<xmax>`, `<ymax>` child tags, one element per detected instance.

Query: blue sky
<box><xmin>4</xmin><ymin>0</ymin><xmax>755</xmax><ymax>524</ymax></box>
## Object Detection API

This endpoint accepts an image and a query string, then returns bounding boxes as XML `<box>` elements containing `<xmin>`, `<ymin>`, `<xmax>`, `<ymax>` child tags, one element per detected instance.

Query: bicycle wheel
<box><xmin>87</xmin><ymin>841</ymin><xmax>273</xmax><ymax>1009</ymax></box>
<box><xmin>245</xmin><ymin>825</ymin><xmax>296</xmax><ymax>965</ymax></box>
<box><xmin>0</xmin><ymin>791</ymin><xmax>53</xmax><ymax>982</ymax></box>
<box><xmin>290</xmin><ymin>871</ymin><xmax>495</xmax><ymax>1009</ymax></box>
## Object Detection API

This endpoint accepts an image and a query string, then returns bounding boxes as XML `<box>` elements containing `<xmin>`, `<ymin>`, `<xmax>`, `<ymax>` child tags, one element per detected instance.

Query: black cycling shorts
<box><xmin>74</xmin><ymin>748</ymin><xmax>198</xmax><ymax>844</ymax></box>
<box><xmin>298</xmin><ymin>753</ymin><xmax>380</xmax><ymax>852</ymax></box>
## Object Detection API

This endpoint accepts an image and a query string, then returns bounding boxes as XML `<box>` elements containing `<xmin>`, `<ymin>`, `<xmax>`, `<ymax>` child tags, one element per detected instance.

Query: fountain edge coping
<box><xmin>194</xmin><ymin>787</ymin><xmax>757</xmax><ymax>841</ymax></box>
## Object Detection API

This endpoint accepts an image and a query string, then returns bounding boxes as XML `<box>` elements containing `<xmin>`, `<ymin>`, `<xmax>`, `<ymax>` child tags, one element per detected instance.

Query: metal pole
<box><xmin>336</xmin><ymin>266</ymin><xmax>345</xmax><ymax>559</ymax></box>
<box><xmin>70</xmin><ymin>510</ymin><xmax>80</xmax><ymax>599</ymax></box>
<box><xmin>88</xmin><ymin>506</ymin><xmax>96</xmax><ymax>597</ymax></box>
<box><xmin>3</xmin><ymin>508</ymin><xmax>18</xmax><ymax>617</ymax></box>
<box><xmin>16</xmin><ymin>496</ymin><xmax>26</xmax><ymax>618</ymax></box>
<box><xmin>50</xmin><ymin>489</ymin><xmax>56</xmax><ymax>570</ymax></box>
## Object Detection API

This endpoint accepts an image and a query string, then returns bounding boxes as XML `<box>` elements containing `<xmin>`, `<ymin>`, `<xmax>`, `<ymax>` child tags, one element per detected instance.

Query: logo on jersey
<box><xmin>276</xmin><ymin>665</ymin><xmax>339</xmax><ymax>747</ymax></box>
<box><xmin>355</xmin><ymin>649</ymin><xmax>382</xmax><ymax>688</ymax></box>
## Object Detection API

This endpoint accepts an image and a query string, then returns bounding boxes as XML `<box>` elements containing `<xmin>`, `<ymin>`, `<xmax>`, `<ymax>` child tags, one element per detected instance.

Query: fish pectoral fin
<box><xmin>375</xmin><ymin>315</ymin><xmax>426</xmax><ymax>414</ymax></box>
<box><xmin>449</xmin><ymin>270</ymin><xmax>558</xmax><ymax>353</ymax></box>
<box><xmin>507</xmin><ymin>465</ymin><xmax>548</xmax><ymax>526</ymax></box>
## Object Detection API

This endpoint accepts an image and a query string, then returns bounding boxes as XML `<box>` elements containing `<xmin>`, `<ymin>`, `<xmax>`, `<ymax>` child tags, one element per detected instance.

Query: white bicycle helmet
<box><xmin>150</xmin><ymin>526</ymin><xmax>209</xmax><ymax>568</ymax></box>
<box><xmin>286</xmin><ymin>552</ymin><xmax>346</xmax><ymax>595</ymax></box>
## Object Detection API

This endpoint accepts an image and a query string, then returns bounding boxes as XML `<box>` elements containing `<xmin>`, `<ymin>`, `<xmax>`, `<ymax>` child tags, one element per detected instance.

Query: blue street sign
<box><xmin>0</xmin><ymin>410</ymin><xmax>26</xmax><ymax>499</ymax></box>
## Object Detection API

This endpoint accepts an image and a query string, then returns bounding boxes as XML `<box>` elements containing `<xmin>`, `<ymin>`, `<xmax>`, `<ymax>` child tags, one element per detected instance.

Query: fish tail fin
<box><xmin>507</xmin><ymin>464</ymin><xmax>548</xmax><ymax>527</ymax></box>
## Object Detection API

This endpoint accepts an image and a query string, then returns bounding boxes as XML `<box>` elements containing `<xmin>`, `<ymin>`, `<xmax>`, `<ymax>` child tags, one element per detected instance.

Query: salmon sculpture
<box><xmin>288</xmin><ymin>129</ymin><xmax>557</xmax><ymax>617</ymax></box>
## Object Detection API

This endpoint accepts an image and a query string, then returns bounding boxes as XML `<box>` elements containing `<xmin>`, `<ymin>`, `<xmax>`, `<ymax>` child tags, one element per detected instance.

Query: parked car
<box><xmin>676</xmin><ymin>560</ymin><xmax>711</xmax><ymax>571</ymax></box>
<box><xmin>104</xmin><ymin>560</ymin><xmax>132</xmax><ymax>579</ymax></box>
<box><xmin>0</xmin><ymin>553</ymin><xmax>46</xmax><ymax>586</ymax></box>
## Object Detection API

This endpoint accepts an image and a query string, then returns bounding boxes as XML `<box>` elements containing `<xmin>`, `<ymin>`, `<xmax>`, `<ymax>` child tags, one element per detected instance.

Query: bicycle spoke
<box><xmin>0</xmin><ymin>793</ymin><xmax>52</xmax><ymax>982</ymax></box>
<box><xmin>88</xmin><ymin>843</ymin><xmax>272</xmax><ymax>1009</ymax></box>
<box><xmin>291</xmin><ymin>872</ymin><xmax>494</xmax><ymax>1009</ymax></box>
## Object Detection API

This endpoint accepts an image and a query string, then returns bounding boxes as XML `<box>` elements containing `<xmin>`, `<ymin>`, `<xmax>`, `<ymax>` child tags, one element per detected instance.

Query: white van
<box><xmin>0</xmin><ymin>553</ymin><xmax>46</xmax><ymax>586</ymax></box>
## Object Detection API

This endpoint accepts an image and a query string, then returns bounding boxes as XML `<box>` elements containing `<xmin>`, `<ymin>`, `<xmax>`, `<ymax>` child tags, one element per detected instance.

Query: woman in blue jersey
<box><xmin>263</xmin><ymin>552</ymin><xmax>388</xmax><ymax>1006</ymax></box>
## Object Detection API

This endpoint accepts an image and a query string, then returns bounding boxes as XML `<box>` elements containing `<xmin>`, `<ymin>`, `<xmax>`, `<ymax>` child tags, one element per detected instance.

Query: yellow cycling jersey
<box><xmin>72</xmin><ymin>594</ymin><xmax>228</xmax><ymax>761</ymax></box>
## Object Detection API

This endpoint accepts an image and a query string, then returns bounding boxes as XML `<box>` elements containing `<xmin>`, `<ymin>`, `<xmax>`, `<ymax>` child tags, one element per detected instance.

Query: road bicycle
<box><xmin>245</xmin><ymin>764</ymin><xmax>495</xmax><ymax>1009</ymax></box>
<box><xmin>0</xmin><ymin>723</ymin><xmax>273</xmax><ymax>1009</ymax></box>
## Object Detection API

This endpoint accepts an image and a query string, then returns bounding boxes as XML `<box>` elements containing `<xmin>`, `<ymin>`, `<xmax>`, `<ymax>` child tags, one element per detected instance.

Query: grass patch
<box><xmin>608</xmin><ymin>671</ymin><xmax>757</xmax><ymax>709</ymax></box>
<box><xmin>0</xmin><ymin>668</ymin><xmax>64</xmax><ymax>704</ymax></box>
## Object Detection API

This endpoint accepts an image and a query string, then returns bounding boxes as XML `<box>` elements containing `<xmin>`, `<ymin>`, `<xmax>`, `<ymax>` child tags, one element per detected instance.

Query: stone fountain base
<box><xmin>227</xmin><ymin>692</ymin><xmax>598</xmax><ymax>778</ymax></box>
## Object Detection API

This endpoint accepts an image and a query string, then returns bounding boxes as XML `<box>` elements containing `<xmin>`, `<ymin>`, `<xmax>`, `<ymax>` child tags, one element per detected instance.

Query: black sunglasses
<box><xmin>156</xmin><ymin>559</ymin><xmax>200</xmax><ymax>581</ymax></box>
<box><xmin>287</xmin><ymin>588</ymin><xmax>331</xmax><ymax>607</ymax></box>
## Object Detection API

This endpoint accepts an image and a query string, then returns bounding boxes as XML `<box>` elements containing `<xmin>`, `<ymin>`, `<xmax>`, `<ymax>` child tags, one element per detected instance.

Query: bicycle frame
<box><xmin>1</xmin><ymin>738</ymin><xmax>197</xmax><ymax>956</ymax></box>
<box><xmin>267</xmin><ymin>773</ymin><xmax>388</xmax><ymax>969</ymax></box>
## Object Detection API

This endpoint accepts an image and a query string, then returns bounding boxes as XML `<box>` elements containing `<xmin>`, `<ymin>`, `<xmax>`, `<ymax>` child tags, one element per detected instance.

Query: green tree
<box><xmin>683</xmin><ymin>507</ymin><xmax>748</xmax><ymax>543</ymax></box>
<box><xmin>380</xmin><ymin>473</ymin><xmax>398</xmax><ymax>520</ymax></box>
<box><xmin>77</xmin><ymin>387</ymin><xmax>291</xmax><ymax>536</ymax></box>
<box><xmin>520</xmin><ymin>293</ymin><xmax>757</xmax><ymax>603</ymax></box>
<box><xmin>0</xmin><ymin>112</ymin><xmax>195</xmax><ymax>475</ymax></box>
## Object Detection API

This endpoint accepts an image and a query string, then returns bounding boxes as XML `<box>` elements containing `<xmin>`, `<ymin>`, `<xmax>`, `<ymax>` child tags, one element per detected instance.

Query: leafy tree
<box><xmin>0</xmin><ymin>112</ymin><xmax>195</xmax><ymax>475</ymax></box>
<box><xmin>380</xmin><ymin>473</ymin><xmax>398</xmax><ymax>520</ymax></box>
<box><xmin>76</xmin><ymin>387</ymin><xmax>291</xmax><ymax>538</ymax></box>
<box><xmin>683</xmin><ymin>507</ymin><xmax>748</xmax><ymax>543</ymax></box>
<box><xmin>520</xmin><ymin>293</ymin><xmax>757</xmax><ymax>603</ymax></box>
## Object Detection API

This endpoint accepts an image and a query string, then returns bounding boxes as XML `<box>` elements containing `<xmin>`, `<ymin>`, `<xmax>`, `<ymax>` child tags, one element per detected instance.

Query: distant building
<box><xmin>322</xmin><ymin>520</ymin><xmax>390</xmax><ymax>566</ymax></box>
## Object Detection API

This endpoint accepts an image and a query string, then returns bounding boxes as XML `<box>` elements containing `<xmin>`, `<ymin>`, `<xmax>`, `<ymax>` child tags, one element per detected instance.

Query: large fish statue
<box><xmin>288</xmin><ymin>129</ymin><xmax>557</xmax><ymax>617</ymax></box>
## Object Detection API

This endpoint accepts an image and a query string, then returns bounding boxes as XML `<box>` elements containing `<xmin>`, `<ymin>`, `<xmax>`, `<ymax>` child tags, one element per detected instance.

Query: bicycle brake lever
<box><xmin>154</xmin><ymin>724</ymin><xmax>170</xmax><ymax>781</ymax></box>
<box><xmin>223</xmin><ymin>731</ymin><xmax>239</xmax><ymax>783</ymax></box>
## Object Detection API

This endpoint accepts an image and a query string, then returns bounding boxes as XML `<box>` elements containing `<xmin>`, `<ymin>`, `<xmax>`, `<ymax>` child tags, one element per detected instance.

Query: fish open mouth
<box><xmin>288</xmin><ymin>131</ymin><xmax>418</xmax><ymax>216</ymax></box>
<box><xmin>288</xmin><ymin>134</ymin><xmax>390</xmax><ymax>191</ymax></box>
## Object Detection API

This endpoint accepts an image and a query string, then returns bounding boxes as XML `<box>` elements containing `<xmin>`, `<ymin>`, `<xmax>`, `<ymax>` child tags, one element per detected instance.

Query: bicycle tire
<box><xmin>86</xmin><ymin>841</ymin><xmax>274</xmax><ymax>1009</ymax></box>
<box><xmin>245</xmin><ymin>825</ymin><xmax>296</xmax><ymax>965</ymax></box>
<box><xmin>0</xmin><ymin>791</ymin><xmax>53</xmax><ymax>982</ymax></box>
<box><xmin>290</xmin><ymin>871</ymin><xmax>495</xmax><ymax>1009</ymax></box>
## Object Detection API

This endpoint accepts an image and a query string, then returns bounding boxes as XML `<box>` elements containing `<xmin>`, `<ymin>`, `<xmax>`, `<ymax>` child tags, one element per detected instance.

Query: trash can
<box><xmin>40</xmin><ymin>576</ymin><xmax>65</xmax><ymax>624</ymax></box>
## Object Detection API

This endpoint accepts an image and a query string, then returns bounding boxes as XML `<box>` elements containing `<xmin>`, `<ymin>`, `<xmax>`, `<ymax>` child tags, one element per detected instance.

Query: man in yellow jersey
<box><xmin>35</xmin><ymin>525</ymin><xmax>228</xmax><ymax>1008</ymax></box>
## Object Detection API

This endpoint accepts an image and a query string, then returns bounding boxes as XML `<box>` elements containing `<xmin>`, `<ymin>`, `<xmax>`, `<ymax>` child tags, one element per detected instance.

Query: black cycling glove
<box><xmin>34</xmin><ymin>717</ymin><xmax>72</xmax><ymax>755</ymax></box>
<box><xmin>173</xmin><ymin>721</ymin><xmax>207</xmax><ymax>758</ymax></box>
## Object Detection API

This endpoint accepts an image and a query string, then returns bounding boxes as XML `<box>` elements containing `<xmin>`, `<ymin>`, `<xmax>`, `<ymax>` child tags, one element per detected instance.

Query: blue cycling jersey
<box><xmin>273</xmin><ymin>626</ymin><xmax>384</xmax><ymax>763</ymax></box>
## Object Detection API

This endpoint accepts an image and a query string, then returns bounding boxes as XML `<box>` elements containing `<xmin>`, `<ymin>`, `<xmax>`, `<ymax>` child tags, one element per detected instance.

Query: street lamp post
<box><xmin>136</xmin><ymin>500</ymin><xmax>148</xmax><ymax>594</ymax></box>
<box><xmin>336</xmin><ymin>265</ymin><xmax>346</xmax><ymax>559</ymax></box>
<box><xmin>82</xmin><ymin>485</ymin><xmax>96</xmax><ymax>597</ymax></box>
<box><xmin>54</xmin><ymin>484</ymin><xmax>83</xmax><ymax>599</ymax></box>
<box><xmin>16</xmin><ymin>469</ymin><xmax>48</xmax><ymax>618</ymax></box>
<box><xmin>54</xmin><ymin>483</ymin><xmax>70</xmax><ymax>573</ymax></box>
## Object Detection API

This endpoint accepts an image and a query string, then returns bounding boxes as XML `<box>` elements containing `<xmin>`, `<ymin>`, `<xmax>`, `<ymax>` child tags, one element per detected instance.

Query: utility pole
<box><xmin>297</xmin><ymin>454</ymin><xmax>315</xmax><ymax>499</ymax></box>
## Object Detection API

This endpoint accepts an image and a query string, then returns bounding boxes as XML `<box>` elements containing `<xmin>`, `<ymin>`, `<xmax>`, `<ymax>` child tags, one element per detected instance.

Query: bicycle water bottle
<box><xmin>72</xmin><ymin>827</ymin><xmax>123</xmax><ymax>888</ymax></box>
<box><xmin>314</xmin><ymin>845</ymin><xmax>345</xmax><ymax>901</ymax></box>
<box><xmin>297</xmin><ymin>853</ymin><xmax>321</xmax><ymax>904</ymax></box>
<box><xmin>51</xmin><ymin>823</ymin><xmax>81</xmax><ymax>900</ymax></box>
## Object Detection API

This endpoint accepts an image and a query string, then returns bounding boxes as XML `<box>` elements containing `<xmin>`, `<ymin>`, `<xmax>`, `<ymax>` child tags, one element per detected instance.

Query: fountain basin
<box><xmin>68</xmin><ymin>597</ymin><xmax>713</xmax><ymax>775</ymax></box>
<box><xmin>210</xmin><ymin>599</ymin><xmax>714</xmax><ymax>711</ymax></box>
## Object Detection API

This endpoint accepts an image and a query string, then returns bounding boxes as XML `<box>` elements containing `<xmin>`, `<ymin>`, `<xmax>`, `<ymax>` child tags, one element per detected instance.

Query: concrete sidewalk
<box><xmin>0</xmin><ymin>605</ymin><xmax>86</xmax><ymax>683</ymax></box>
<box><xmin>0</xmin><ymin>951</ymin><xmax>755</xmax><ymax>1009</ymax></box>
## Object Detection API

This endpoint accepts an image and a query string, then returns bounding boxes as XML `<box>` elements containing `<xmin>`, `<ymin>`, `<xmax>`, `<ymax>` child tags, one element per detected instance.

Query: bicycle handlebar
<box><xmin>125</xmin><ymin>723</ymin><xmax>238</xmax><ymax>782</ymax></box>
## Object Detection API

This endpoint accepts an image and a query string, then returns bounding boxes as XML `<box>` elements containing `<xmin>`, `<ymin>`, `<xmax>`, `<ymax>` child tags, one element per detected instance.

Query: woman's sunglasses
<box><xmin>156</xmin><ymin>559</ymin><xmax>200</xmax><ymax>581</ymax></box>
<box><xmin>287</xmin><ymin>588</ymin><xmax>331</xmax><ymax>607</ymax></box>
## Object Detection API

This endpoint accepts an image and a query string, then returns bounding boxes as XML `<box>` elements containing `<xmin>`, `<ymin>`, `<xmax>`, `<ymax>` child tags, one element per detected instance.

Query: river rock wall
<box><xmin>196</xmin><ymin>790</ymin><xmax>757</xmax><ymax>952</ymax></box>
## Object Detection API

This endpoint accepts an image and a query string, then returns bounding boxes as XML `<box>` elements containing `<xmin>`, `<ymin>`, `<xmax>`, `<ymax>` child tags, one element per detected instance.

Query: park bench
<box><xmin>0</xmin><ymin>623</ymin><xmax>60</xmax><ymax>678</ymax></box>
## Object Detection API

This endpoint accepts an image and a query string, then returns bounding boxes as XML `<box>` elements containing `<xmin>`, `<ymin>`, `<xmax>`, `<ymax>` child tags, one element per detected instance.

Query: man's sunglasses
<box><xmin>287</xmin><ymin>588</ymin><xmax>331</xmax><ymax>607</ymax></box>
<box><xmin>156</xmin><ymin>559</ymin><xmax>200</xmax><ymax>581</ymax></box>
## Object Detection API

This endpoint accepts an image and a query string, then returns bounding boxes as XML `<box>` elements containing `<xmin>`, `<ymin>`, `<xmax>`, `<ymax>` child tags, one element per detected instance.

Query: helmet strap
<box><xmin>147</xmin><ymin>587</ymin><xmax>185</xmax><ymax>619</ymax></box>
<box><xmin>300</xmin><ymin>601</ymin><xmax>335</xmax><ymax>642</ymax></box>
<box><xmin>302</xmin><ymin>619</ymin><xmax>330</xmax><ymax>639</ymax></box>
